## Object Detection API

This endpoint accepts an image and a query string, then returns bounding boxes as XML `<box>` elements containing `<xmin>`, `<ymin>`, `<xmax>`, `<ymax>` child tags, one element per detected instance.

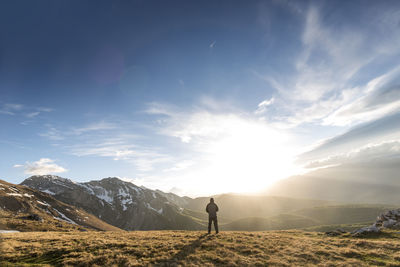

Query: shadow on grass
<box><xmin>13</xmin><ymin>249</ymin><xmax>66</xmax><ymax>266</ymax></box>
<box><xmin>163</xmin><ymin>233</ymin><xmax>213</xmax><ymax>264</ymax></box>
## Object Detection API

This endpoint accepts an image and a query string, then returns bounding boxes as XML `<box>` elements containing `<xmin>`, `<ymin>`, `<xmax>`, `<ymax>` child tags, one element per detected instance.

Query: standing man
<box><xmin>206</xmin><ymin>198</ymin><xmax>219</xmax><ymax>234</ymax></box>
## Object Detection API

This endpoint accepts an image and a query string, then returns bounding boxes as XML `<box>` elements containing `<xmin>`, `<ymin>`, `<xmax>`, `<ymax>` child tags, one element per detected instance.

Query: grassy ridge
<box><xmin>2</xmin><ymin>230</ymin><xmax>400</xmax><ymax>266</ymax></box>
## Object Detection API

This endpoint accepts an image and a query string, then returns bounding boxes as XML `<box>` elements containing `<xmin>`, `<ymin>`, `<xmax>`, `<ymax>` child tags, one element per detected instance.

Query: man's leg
<box><xmin>208</xmin><ymin>217</ymin><xmax>212</xmax><ymax>234</ymax></box>
<box><xmin>214</xmin><ymin>217</ymin><xmax>219</xmax><ymax>234</ymax></box>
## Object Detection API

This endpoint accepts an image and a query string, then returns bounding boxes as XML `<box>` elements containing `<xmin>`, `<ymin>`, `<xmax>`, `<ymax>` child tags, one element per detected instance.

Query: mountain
<box><xmin>21</xmin><ymin>175</ymin><xmax>203</xmax><ymax>230</ymax></box>
<box><xmin>0</xmin><ymin>179</ymin><xmax>120</xmax><ymax>232</ymax></box>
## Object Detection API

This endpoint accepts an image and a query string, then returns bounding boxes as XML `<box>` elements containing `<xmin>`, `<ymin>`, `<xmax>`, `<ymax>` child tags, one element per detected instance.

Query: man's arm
<box><xmin>216</xmin><ymin>204</ymin><xmax>219</xmax><ymax>212</ymax></box>
<box><xmin>206</xmin><ymin>203</ymin><xmax>209</xmax><ymax>213</ymax></box>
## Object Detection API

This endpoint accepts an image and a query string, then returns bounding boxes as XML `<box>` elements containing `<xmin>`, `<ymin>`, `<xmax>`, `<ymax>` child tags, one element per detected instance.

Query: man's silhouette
<box><xmin>206</xmin><ymin>198</ymin><xmax>219</xmax><ymax>234</ymax></box>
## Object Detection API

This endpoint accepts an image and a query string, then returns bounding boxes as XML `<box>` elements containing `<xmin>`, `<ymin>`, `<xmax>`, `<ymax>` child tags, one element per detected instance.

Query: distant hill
<box><xmin>292</xmin><ymin>205</ymin><xmax>392</xmax><ymax>225</ymax></box>
<box><xmin>222</xmin><ymin>205</ymin><xmax>391</xmax><ymax>231</ymax></box>
<box><xmin>184</xmin><ymin>194</ymin><xmax>337</xmax><ymax>220</ymax></box>
<box><xmin>0</xmin><ymin>179</ymin><xmax>120</xmax><ymax>232</ymax></box>
<box><xmin>223</xmin><ymin>214</ymin><xmax>318</xmax><ymax>231</ymax></box>
<box><xmin>21</xmin><ymin>175</ymin><xmax>203</xmax><ymax>230</ymax></box>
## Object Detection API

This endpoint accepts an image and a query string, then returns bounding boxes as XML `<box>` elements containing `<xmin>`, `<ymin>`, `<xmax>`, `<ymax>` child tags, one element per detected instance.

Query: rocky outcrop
<box><xmin>374</xmin><ymin>209</ymin><xmax>400</xmax><ymax>229</ymax></box>
<box><xmin>352</xmin><ymin>208</ymin><xmax>400</xmax><ymax>236</ymax></box>
<box><xmin>351</xmin><ymin>225</ymin><xmax>380</xmax><ymax>237</ymax></box>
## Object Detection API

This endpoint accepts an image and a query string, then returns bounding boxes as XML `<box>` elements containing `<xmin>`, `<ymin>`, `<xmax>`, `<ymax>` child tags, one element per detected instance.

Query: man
<box><xmin>206</xmin><ymin>198</ymin><xmax>219</xmax><ymax>234</ymax></box>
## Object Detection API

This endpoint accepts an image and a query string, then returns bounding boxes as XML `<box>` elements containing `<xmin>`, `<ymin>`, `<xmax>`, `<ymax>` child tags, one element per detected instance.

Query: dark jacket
<box><xmin>206</xmin><ymin>202</ymin><xmax>219</xmax><ymax>218</ymax></box>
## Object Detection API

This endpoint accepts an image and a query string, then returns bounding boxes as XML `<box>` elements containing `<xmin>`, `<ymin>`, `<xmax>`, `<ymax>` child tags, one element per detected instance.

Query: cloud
<box><xmin>256</xmin><ymin>5</ymin><xmax>400</xmax><ymax>128</ymax></box>
<box><xmin>255</xmin><ymin>97</ymin><xmax>275</xmax><ymax>115</ymax></box>
<box><xmin>298</xmin><ymin>112</ymin><xmax>400</xmax><ymax>165</ymax></box>
<box><xmin>37</xmin><ymin>107</ymin><xmax>53</xmax><ymax>112</ymax></box>
<box><xmin>305</xmin><ymin>140</ymin><xmax>400</xmax><ymax>169</ymax></box>
<box><xmin>26</xmin><ymin>112</ymin><xmax>40</xmax><ymax>118</ymax></box>
<box><xmin>322</xmin><ymin>67</ymin><xmax>400</xmax><ymax>126</ymax></box>
<box><xmin>0</xmin><ymin>103</ymin><xmax>23</xmax><ymax>115</ymax></box>
<box><xmin>209</xmin><ymin>41</ymin><xmax>216</xmax><ymax>48</ymax></box>
<box><xmin>72</xmin><ymin>121</ymin><xmax>116</xmax><ymax>135</ymax></box>
<box><xmin>14</xmin><ymin>158</ymin><xmax>67</xmax><ymax>175</ymax></box>
<box><xmin>163</xmin><ymin>160</ymin><xmax>194</xmax><ymax>172</ymax></box>
<box><xmin>39</xmin><ymin>126</ymin><xmax>65</xmax><ymax>141</ymax></box>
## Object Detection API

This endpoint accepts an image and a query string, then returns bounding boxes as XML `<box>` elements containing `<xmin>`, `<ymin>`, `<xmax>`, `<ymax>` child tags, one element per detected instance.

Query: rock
<box><xmin>23</xmin><ymin>214</ymin><xmax>43</xmax><ymax>222</ymax></box>
<box><xmin>383</xmin><ymin>219</ymin><xmax>397</xmax><ymax>228</ymax></box>
<box><xmin>325</xmin><ymin>231</ymin><xmax>341</xmax><ymax>236</ymax></box>
<box><xmin>325</xmin><ymin>228</ymin><xmax>347</xmax><ymax>236</ymax></box>
<box><xmin>351</xmin><ymin>225</ymin><xmax>380</xmax><ymax>237</ymax></box>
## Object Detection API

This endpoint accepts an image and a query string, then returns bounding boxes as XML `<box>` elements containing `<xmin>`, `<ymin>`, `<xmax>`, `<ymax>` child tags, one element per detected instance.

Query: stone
<box><xmin>383</xmin><ymin>219</ymin><xmax>397</xmax><ymax>228</ymax></box>
<box><xmin>351</xmin><ymin>225</ymin><xmax>380</xmax><ymax>237</ymax></box>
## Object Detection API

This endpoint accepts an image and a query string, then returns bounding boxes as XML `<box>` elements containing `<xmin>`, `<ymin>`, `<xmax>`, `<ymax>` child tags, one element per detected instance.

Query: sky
<box><xmin>1</xmin><ymin>0</ymin><xmax>400</xmax><ymax>196</ymax></box>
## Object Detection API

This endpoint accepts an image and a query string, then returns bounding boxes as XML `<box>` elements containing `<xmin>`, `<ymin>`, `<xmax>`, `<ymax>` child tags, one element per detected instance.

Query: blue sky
<box><xmin>1</xmin><ymin>0</ymin><xmax>400</xmax><ymax>196</ymax></box>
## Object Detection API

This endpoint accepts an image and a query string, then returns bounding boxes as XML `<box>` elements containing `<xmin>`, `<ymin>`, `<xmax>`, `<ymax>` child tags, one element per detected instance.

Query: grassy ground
<box><xmin>2</xmin><ymin>230</ymin><xmax>400</xmax><ymax>266</ymax></box>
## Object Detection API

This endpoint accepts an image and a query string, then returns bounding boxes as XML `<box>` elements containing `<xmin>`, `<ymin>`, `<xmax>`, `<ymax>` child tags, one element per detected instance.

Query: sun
<box><xmin>173</xmin><ymin>117</ymin><xmax>302</xmax><ymax>196</ymax></box>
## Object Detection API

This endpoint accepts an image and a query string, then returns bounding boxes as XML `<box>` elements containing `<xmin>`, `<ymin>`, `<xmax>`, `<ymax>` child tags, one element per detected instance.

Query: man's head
<box><xmin>210</xmin><ymin>198</ymin><xmax>214</xmax><ymax>203</ymax></box>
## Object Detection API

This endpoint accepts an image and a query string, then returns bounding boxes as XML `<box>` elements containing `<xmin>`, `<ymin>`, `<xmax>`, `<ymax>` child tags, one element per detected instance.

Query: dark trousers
<box><xmin>208</xmin><ymin>216</ymin><xmax>218</xmax><ymax>233</ymax></box>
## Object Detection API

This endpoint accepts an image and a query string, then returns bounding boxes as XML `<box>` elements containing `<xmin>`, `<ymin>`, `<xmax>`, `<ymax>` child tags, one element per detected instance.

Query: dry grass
<box><xmin>2</xmin><ymin>230</ymin><xmax>400</xmax><ymax>266</ymax></box>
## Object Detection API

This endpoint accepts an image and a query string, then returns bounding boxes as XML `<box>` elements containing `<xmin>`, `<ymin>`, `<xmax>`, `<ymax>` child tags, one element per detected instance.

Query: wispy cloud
<box><xmin>298</xmin><ymin>112</ymin><xmax>400</xmax><ymax>165</ymax></box>
<box><xmin>69</xmin><ymin>139</ymin><xmax>173</xmax><ymax>172</ymax></box>
<box><xmin>255</xmin><ymin>97</ymin><xmax>274</xmax><ymax>115</ymax></box>
<box><xmin>0</xmin><ymin>103</ymin><xmax>53</xmax><ymax>119</ymax></box>
<box><xmin>305</xmin><ymin>140</ymin><xmax>400</xmax><ymax>169</ymax></box>
<box><xmin>71</xmin><ymin>121</ymin><xmax>116</xmax><ymax>135</ymax></box>
<box><xmin>26</xmin><ymin>112</ymin><xmax>40</xmax><ymax>118</ymax></box>
<box><xmin>256</xmin><ymin>5</ymin><xmax>400</xmax><ymax>128</ymax></box>
<box><xmin>0</xmin><ymin>103</ymin><xmax>23</xmax><ymax>115</ymax></box>
<box><xmin>14</xmin><ymin>158</ymin><xmax>67</xmax><ymax>175</ymax></box>
<box><xmin>40</xmin><ymin>120</ymin><xmax>173</xmax><ymax>173</ymax></box>
<box><xmin>209</xmin><ymin>40</ymin><xmax>216</xmax><ymax>48</ymax></box>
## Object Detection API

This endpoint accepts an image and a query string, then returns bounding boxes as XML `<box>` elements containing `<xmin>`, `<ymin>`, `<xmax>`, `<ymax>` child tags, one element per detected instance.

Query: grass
<box><xmin>2</xmin><ymin>230</ymin><xmax>400</xmax><ymax>266</ymax></box>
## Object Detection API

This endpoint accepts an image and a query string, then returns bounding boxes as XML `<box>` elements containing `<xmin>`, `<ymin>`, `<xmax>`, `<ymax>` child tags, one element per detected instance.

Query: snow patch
<box><xmin>78</xmin><ymin>184</ymin><xmax>95</xmax><ymax>194</ymax></box>
<box><xmin>42</xmin><ymin>189</ymin><xmax>55</xmax><ymax>195</ymax></box>
<box><xmin>9</xmin><ymin>187</ymin><xmax>19</xmax><ymax>193</ymax></box>
<box><xmin>0</xmin><ymin>230</ymin><xmax>19</xmax><ymax>233</ymax></box>
<box><xmin>146</xmin><ymin>203</ymin><xmax>163</xmax><ymax>214</ymax></box>
<box><xmin>37</xmin><ymin>200</ymin><xmax>50</xmax><ymax>206</ymax></box>
<box><xmin>121</xmin><ymin>198</ymin><xmax>133</xmax><ymax>211</ymax></box>
<box><xmin>53</xmin><ymin>208</ymin><xmax>77</xmax><ymax>225</ymax></box>
<box><xmin>91</xmin><ymin>185</ymin><xmax>114</xmax><ymax>204</ymax></box>
<box><xmin>6</xmin><ymin>193</ymin><xmax>22</xmax><ymax>197</ymax></box>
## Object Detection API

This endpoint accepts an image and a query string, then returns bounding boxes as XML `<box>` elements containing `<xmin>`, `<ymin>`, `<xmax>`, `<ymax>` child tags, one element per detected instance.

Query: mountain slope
<box><xmin>21</xmin><ymin>175</ymin><xmax>203</xmax><ymax>230</ymax></box>
<box><xmin>0</xmin><ymin>179</ymin><xmax>120</xmax><ymax>232</ymax></box>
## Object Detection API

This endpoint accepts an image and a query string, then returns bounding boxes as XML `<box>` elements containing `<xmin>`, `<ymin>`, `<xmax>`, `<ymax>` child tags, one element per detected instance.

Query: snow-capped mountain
<box><xmin>0</xmin><ymin>179</ymin><xmax>120</xmax><ymax>231</ymax></box>
<box><xmin>21</xmin><ymin>175</ymin><xmax>202</xmax><ymax>230</ymax></box>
